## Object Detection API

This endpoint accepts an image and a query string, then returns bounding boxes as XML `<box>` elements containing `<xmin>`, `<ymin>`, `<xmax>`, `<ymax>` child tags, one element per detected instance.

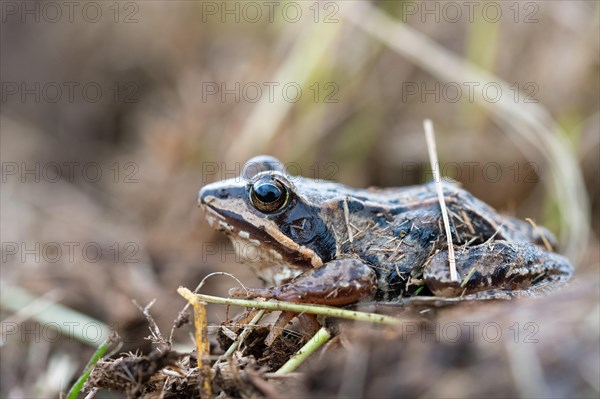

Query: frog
<box><xmin>198</xmin><ymin>155</ymin><xmax>573</xmax><ymax>306</ymax></box>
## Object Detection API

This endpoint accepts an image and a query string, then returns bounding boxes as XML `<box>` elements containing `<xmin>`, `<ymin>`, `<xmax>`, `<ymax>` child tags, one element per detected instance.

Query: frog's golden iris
<box><xmin>249</xmin><ymin>176</ymin><xmax>289</xmax><ymax>213</ymax></box>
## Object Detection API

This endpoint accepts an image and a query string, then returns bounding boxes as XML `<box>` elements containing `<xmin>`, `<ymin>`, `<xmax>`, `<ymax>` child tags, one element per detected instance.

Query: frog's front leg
<box><xmin>229</xmin><ymin>259</ymin><xmax>377</xmax><ymax>306</ymax></box>
<box><xmin>422</xmin><ymin>241</ymin><xmax>572</xmax><ymax>299</ymax></box>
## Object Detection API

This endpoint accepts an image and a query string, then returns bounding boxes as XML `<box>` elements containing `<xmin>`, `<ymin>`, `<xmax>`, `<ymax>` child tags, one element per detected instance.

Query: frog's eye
<box><xmin>249</xmin><ymin>177</ymin><xmax>289</xmax><ymax>213</ymax></box>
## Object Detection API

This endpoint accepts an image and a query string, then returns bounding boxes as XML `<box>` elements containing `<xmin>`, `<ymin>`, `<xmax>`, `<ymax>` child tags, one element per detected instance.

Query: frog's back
<box><xmin>339</xmin><ymin>181</ymin><xmax>566</xmax><ymax>300</ymax></box>
<box><xmin>380</xmin><ymin>181</ymin><xmax>558</xmax><ymax>248</ymax></box>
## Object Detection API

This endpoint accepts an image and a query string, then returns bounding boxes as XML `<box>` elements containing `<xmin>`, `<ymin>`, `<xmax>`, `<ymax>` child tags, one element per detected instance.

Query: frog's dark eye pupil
<box><xmin>250</xmin><ymin>179</ymin><xmax>289</xmax><ymax>213</ymax></box>
<box><xmin>254</xmin><ymin>183</ymin><xmax>281</xmax><ymax>202</ymax></box>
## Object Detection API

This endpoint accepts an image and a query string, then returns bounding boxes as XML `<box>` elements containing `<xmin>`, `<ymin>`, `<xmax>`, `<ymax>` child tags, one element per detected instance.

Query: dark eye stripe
<box><xmin>274</xmin><ymin>200</ymin><xmax>336</xmax><ymax>264</ymax></box>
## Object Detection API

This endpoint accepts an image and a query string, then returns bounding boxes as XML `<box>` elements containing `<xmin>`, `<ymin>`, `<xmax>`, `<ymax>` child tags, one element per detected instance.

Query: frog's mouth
<box><xmin>201</xmin><ymin>201</ymin><xmax>322</xmax><ymax>270</ymax></box>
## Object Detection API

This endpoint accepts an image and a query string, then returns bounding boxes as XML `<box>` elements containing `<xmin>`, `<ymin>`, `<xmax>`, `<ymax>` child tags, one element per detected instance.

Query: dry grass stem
<box><xmin>423</xmin><ymin>119</ymin><xmax>458</xmax><ymax>282</ymax></box>
<box><xmin>343</xmin><ymin>198</ymin><xmax>354</xmax><ymax>243</ymax></box>
<box><xmin>525</xmin><ymin>218</ymin><xmax>554</xmax><ymax>251</ymax></box>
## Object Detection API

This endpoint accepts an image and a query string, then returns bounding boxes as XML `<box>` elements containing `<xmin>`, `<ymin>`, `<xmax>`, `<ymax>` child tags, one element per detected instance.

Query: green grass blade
<box><xmin>66</xmin><ymin>337</ymin><xmax>111</xmax><ymax>399</ymax></box>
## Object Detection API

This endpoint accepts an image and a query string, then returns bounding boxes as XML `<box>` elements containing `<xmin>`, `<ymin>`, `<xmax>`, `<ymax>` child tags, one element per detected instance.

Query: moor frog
<box><xmin>199</xmin><ymin>156</ymin><xmax>572</xmax><ymax>305</ymax></box>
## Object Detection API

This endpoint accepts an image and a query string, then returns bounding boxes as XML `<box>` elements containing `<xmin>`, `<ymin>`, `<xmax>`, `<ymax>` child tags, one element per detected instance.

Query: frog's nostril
<box><xmin>217</xmin><ymin>188</ymin><xmax>229</xmax><ymax>199</ymax></box>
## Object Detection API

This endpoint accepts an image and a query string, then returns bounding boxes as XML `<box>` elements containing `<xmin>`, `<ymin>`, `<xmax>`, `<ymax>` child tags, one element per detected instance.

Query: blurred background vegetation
<box><xmin>1</xmin><ymin>1</ymin><xmax>598</xmax><ymax>397</ymax></box>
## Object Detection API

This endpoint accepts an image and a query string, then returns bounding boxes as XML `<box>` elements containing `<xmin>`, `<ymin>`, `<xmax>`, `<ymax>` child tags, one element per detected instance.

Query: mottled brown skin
<box><xmin>199</xmin><ymin>156</ymin><xmax>573</xmax><ymax>306</ymax></box>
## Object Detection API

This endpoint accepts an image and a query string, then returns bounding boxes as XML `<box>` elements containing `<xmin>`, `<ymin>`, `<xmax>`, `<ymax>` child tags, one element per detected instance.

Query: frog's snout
<box><xmin>198</xmin><ymin>186</ymin><xmax>211</xmax><ymax>206</ymax></box>
<box><xmin>198</xmin><ymin>182</ymin><xmax>243</xmax><ymax>206</ymax></box>
<box><xmin>198</xmin><ymin>185</ymin><xmax>226</xmax><ymax>206</ymax></box>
